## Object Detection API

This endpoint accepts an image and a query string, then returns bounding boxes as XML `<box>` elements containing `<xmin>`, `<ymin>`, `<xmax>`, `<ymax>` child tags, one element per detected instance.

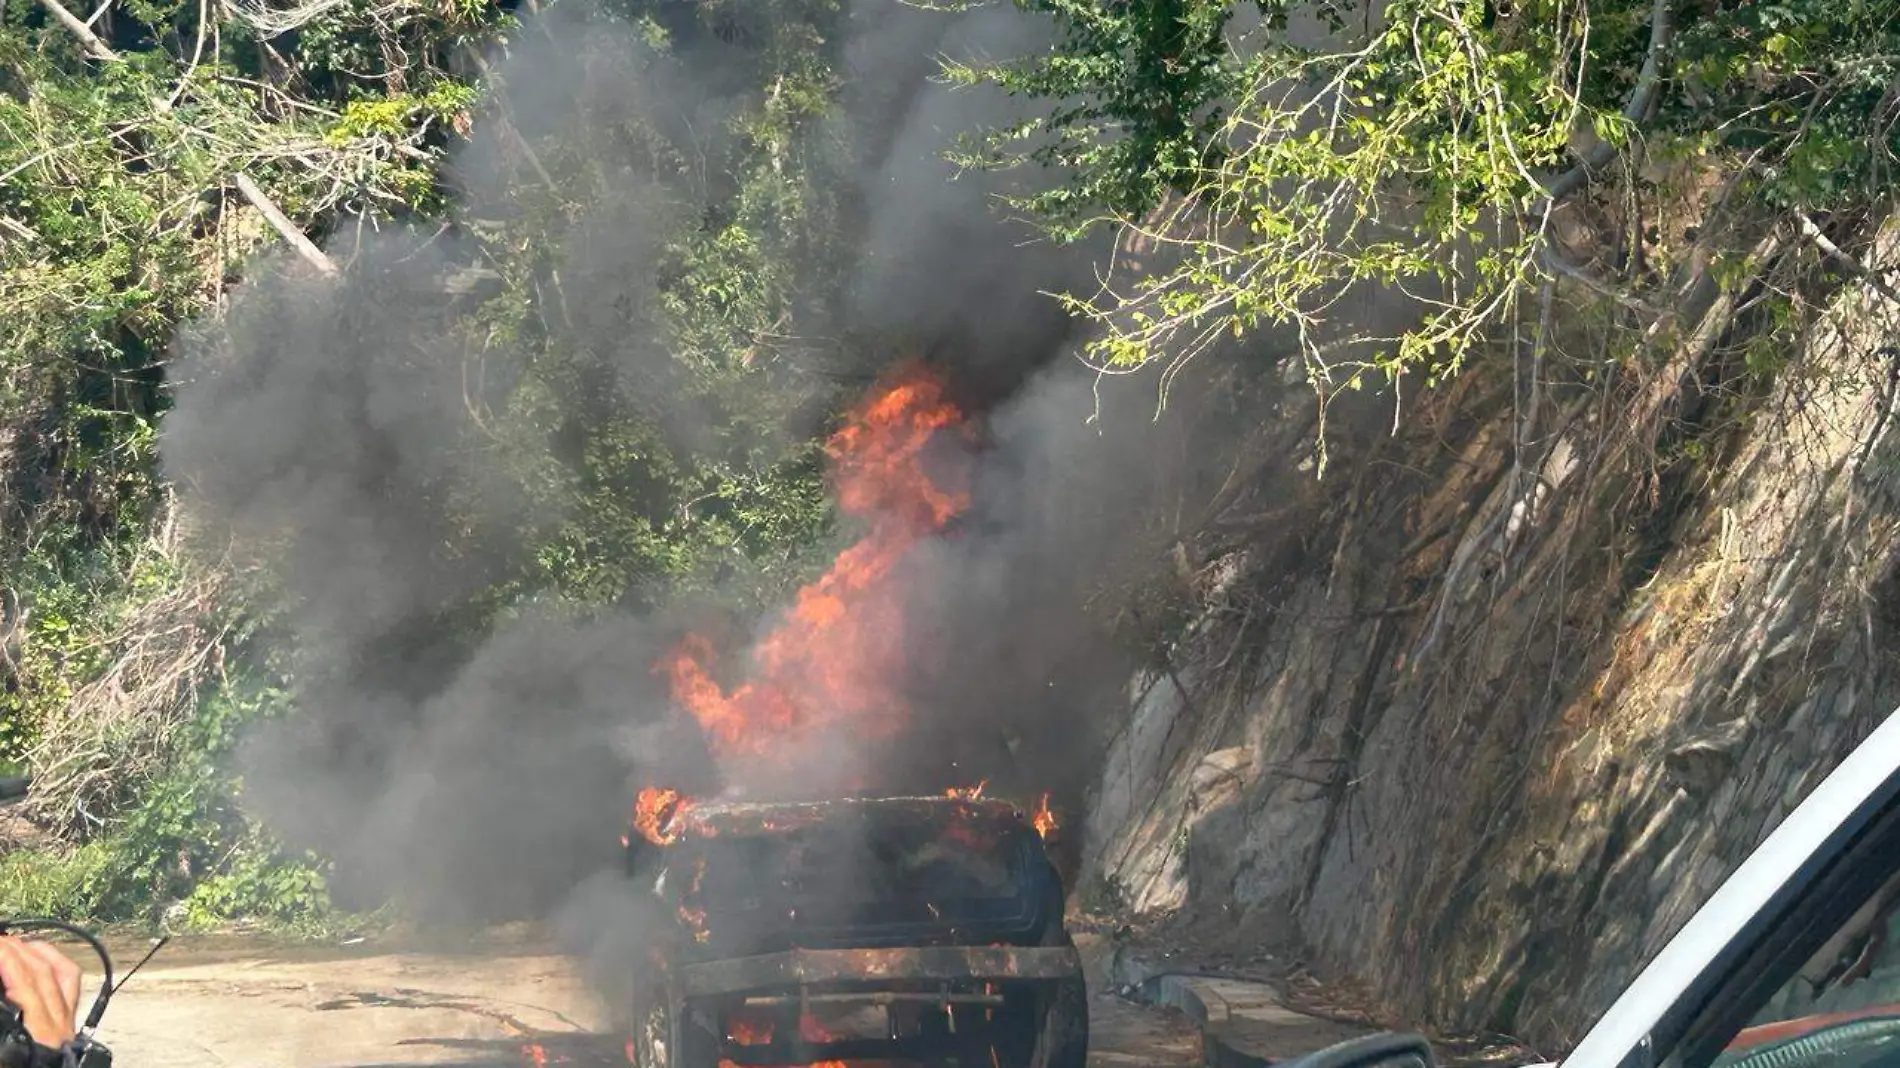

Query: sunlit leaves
<box><xmin>956</xmin><ymin>0</ymin><xmax>1596</xmax><ymax>391</ymax></box>
<box><xmin>961</xmin><ymin>0</ymin><xmax>1899</xmax><ymax>412</ymax></box>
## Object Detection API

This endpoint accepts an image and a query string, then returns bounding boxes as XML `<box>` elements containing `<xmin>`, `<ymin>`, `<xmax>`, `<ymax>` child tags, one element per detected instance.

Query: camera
<box><xmin>0</xmin><ymin>998</ymin><xmax>111</xmax><ymax>1068</ymax></box>
<box><xmin>0</xmin><ymin>921</ymin><xmax>116</xmax><ymax>1068</ymax></box>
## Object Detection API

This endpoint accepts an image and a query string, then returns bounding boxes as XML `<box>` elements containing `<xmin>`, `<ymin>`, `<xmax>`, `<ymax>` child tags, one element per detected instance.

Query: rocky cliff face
<box><xmin>1082</xmin><ymin>224</ymin><xmax>1900</xmax><ymax>1050</ymax></box>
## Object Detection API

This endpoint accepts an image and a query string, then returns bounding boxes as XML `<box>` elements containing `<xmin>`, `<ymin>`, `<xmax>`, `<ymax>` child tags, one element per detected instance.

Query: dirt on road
<box><xmin>86</xmin><ymin>934</ymin><xmax>1198</xmax><ymax>1068</ymax></box>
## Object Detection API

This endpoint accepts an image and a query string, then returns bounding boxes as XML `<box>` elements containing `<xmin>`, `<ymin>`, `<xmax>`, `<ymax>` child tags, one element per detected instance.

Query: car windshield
<box><xmin>1713</xmin><ymin>867</ymin><xmax>1900</xmax><ymax>1068</ymax></box>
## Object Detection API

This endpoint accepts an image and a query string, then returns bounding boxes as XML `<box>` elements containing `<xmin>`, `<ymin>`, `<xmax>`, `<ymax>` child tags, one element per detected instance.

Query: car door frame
<box><xmin>1559</xmin><ymin>707</ymin><xmax>1900</xmax><ymax>1068</ymax></box>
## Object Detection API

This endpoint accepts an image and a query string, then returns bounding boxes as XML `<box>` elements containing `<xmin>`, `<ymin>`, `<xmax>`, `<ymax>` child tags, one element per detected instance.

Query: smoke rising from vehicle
<box><xmin>160</xmin><ymin>0</ymin><xmax>1244</xmax><ymax>938</ymax></box>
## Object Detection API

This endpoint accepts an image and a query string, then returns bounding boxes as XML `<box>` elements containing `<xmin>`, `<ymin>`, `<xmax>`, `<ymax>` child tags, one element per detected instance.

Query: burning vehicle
<box><xmin>612</xmin><ymin>367</ymin><xmax>1087</xmax><ymax>1068</ymax></box>
<box><xmin>620</xmin><ymin>790</ymin><xmax>1087</xmax><ymax>1068</ymax></box>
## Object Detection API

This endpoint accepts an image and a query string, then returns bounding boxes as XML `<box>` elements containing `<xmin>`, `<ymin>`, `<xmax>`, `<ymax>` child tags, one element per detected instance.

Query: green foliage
<box><xmin>0</xmin><ymin>844</ymin><xmax>117</xmax><ymax>921</ymax></box>
<box><xmin>90</xmin><ymin>675</ymin><xmax>281</xmax><ymax>906</ymax></box>
<box><xmin>946</xmin><ymin>0</ymin><xmax>1256</xmax><ymax>233</ymax></box>
<box><xmin>0</xmin><ymin>0</ymin><xmax>504</xmax><ymax>814</ymax></box>
<box><xmin>456</xmin><ymin>0</ymin><xmax>852</xmax><ymax>615</ymax></box>
<box><xmin>960</xmin><ymin>0</ymin><xmax>1605</xmax><ymax>391</ymax></box>
<box><xmin>0</xmin><ymin>527</ymin><xmax>164</xmax><ymax>765</ymax></box>
<box><xmin>326</xmin><ymin>83</ymin><xmax>480</xmax><ymax>145</ymax></box>
<box><xmin>0</xmin><ymin>0</ymin><xmax>505</xmax><ymax>521</ymax></box>
<box><xmin>957</xmin><ymin>0</ymin><xmax>1900</xmax><ymax>404</ymax></box>
<box><xmin>0</xmin><ymin>0</ymin><xmax>871</xmax><ymax>925</ymax></box>
<box><xmin>2</xmin><ymin>654</ymin><xmax>345</xmax><ymax>928</ymax></box>
<box><xmin>180</xmin><ymin>841</ymin><xmax>334</xmax><ymax>930</ymax></box>
<box><xmin>1663</xmin><ymin>0</ymin><xmax>1899</xmax><ymax>211</ymax></box>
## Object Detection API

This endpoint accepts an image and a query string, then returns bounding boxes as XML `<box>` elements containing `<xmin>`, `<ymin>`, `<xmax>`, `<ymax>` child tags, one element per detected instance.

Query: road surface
<box><xmin>89</xmin><ymin>935</ymin><xmax>1198</xmax><ymax>1068</ymax></box>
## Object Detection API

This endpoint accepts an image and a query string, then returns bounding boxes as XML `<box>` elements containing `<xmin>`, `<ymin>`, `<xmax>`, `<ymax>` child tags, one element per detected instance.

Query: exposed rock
<box><xmin>1082</xmin><ymin>224</ymin><xmax>1900</xmax><ymax>1049</ymax></box>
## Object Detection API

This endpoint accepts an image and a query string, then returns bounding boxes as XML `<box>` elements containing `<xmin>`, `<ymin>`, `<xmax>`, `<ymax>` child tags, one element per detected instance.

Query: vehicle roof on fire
<box><xmin>675</xmin><ymin>794</ymin><xmax>1027</xmax><ymax>837</ymax></box>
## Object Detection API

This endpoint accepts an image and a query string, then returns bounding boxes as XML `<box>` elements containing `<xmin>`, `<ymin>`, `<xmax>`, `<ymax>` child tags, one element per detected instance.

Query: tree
<box><xmin>0</xmin><ymin>0</ymin><xmax>857</xmax><ymax>922</ymax></box>
<box><xmin>955</xmin><ymin>0</ymin><xmax>1900</xmax><ymax>407</ymax></box>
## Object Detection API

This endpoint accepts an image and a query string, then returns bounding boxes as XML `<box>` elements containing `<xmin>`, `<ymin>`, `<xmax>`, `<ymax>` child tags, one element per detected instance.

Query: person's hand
<box><xmin>0</xmin><ymin>936</ymin><xmax>81</xmax><ymax>1048</ymax></box>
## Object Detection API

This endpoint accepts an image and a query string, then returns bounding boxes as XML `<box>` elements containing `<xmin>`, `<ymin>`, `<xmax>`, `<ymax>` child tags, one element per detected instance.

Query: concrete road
<box><xmin>90</xmin><ymin>939</ymin><xmax>1199</xmax><ymax>1068</ymax></box>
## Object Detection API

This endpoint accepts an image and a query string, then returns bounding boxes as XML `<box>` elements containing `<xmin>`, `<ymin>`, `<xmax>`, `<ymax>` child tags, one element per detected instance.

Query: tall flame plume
<box><xmin>657</xmin><ymin>364</ymin><xmax>969</xmax><ymax>789</ymax></box>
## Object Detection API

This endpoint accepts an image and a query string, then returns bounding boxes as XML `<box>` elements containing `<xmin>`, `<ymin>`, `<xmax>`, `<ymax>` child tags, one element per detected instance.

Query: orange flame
<box><xmin>658</xmin><ymin>364</ymin><xmax>970</xmax><ymax>787</ymax></box>
<box><xmin>946</xmin><ymin>781</ymin><xmax>988</xmax><ymax>801</ymax></box>
<box><xmin>799</xmin><ymin>1013</ymin><xmax>849</xmax><ymax>1068</ymax></box>
<box><xmin>1031</xmin><ymin>792</ymin><xmax>1058</xmax><ymax>839</ymax></box>
<box><xmin>522</xmin><ymin>1043</ymin><xmax>549</xmax><ymax>1067</ymax></box>
<box><xmin>716</xmin><ymin>1010</ymin><xmax>849</xmax><ymax>1068</ymax></box>
<box><xmin>678</xmin><ymin>856</ymin><xmax>710</xmax><ymax>943</ymax></box>
<box><xmin>632</xmin><ymin>786</ymin><xmax>691</xmax><ymax>846</ymax></box>
<box><xmin>725</xmin><ymin>1016</ymin><xmax>773</xmax><ymax>1046</ymax></box>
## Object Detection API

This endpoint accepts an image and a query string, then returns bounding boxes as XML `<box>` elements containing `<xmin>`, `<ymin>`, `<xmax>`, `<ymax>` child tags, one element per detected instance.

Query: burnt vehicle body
<box><xmin>622</xmin><ymin>795</ymin><xmax>1087</xmax><ymax>1068</ymax></box>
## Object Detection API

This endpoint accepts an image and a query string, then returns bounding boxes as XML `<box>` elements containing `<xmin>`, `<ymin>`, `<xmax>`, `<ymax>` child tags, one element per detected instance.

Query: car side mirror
<box><xmin>1275</xmin><ymin>1033</ymin><xmax>1437</xmax><ymax>1068</ymax></box>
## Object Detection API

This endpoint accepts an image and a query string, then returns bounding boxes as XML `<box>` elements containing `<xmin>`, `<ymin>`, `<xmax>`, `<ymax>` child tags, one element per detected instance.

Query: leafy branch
<box><xmin>1045</xmin><ymin>0</ymin><xmax>1594</xmax><ymax>406</ymax></box>
<box><xmin>958</xmin><ymin>0</ymin><xmax>1900</xmax><ymax>448</ymax></box>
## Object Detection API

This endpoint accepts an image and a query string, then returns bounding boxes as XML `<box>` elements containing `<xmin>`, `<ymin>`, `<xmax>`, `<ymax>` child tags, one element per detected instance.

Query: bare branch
<box><xmin>162</xmin><ymin>0</ymin><xmax>212</xmax><ymax>111</ymax></box>
<box><xmin>466</xmin><ymin>50</ymin><xmax>558</xmax><ymax>191</ymax></box>
<box><xmin>1541</xmin><ymin>0</ymin><xmax>1675</xmax><ymax>206</ymax></box>
<box><xmin>35</xmin><ymin>0</ymin><xmax>119</xmax><ymax>61</ymax></box>
<box><xmin>229</xmin><ymin>0</ymin><xmax>346</xmax><ymax>36</ymax></box>
<box><xmin>1794</xmin><ymin>210</ymin><xmax>1900</xmax><ymax>308</ymax></box>
<box><xmin>1538</xmin><ymin>246</ymin><xmax>1665</xmax><ymax>316</ymax></box>
<box><xmin>234</xmin><ymin>172</ymin><xmax>336</xmax><ymax>275</ymax></box>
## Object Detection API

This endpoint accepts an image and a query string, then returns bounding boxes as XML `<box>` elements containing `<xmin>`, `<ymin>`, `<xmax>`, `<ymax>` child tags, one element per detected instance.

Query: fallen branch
<box><xmin>23</xmin><ymin>516</ymin><xmax>230</xmax><ymax>841</ymax></box>
<box><xmin>36</xmin><ymin>0</ymin><xmax>119</xmax><ymax>61</ymax></box>
<box><xmin>1794</xmin><ymin>210</ymin><xmax>1900</xmax><ymax>308</ymax></box>
<box><xmin>234</xmin><ymin>172</ymin><xmax>336</xmax><ymax>275</ymax></box>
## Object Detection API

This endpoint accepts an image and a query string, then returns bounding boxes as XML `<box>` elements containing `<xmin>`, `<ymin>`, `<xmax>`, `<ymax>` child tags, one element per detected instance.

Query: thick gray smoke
<box><xmin>162</xmin><ymin>0</ymin><xmax>1242</xmax><ymax>938</ymax></box>
<box><xmin>836</xmin><ymin>3</ymin><xmax>1082</xmax><ymax>379</ymax></box>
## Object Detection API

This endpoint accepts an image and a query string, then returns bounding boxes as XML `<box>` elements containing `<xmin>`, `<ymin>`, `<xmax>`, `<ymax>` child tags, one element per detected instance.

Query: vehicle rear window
<box><xmin>690</xmin><ymin>807</ymin><xmax>1029</xmax><ymax>909</ymax></box>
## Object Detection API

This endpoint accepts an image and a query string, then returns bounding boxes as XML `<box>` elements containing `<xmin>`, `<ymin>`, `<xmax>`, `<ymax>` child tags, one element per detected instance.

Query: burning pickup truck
<box><xmin>620</xmin><ymin>791</ymin><xmax>1087</xmax><ymax>1068</ymax></box>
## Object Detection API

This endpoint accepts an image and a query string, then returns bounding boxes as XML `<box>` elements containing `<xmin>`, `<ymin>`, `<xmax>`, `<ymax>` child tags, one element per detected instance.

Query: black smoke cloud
<box><xmin>162</xmin><ymin>0</ymin><xmax>1236</xmax><ymax>930</ymax></box>
<box><xmin>835</xmin><ymin>1</ymin><xmax>1085</xmax><ymax>388</ymax></box>
<box><xmin>163</xmin><ymin>227</ymin><xmax>704</xmax><ymax>921</ymax></box>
